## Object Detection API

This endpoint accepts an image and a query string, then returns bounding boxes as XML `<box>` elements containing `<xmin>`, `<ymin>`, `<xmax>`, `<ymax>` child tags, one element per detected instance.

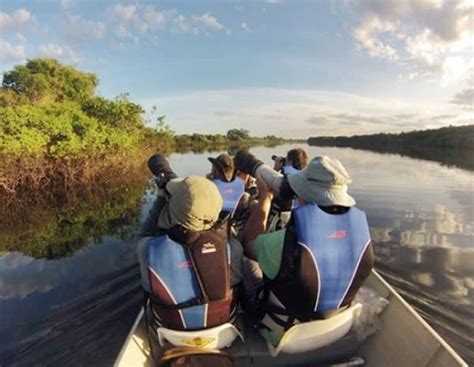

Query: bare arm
<box><xmin>242</xmin><ymin>180</ymin><xmax>274</xmax><ymax>259</ymax></box>
<box><xmin>255</xmin><ymin>164</ymin><xmax>284</xmax><ymax>196</ymax></box>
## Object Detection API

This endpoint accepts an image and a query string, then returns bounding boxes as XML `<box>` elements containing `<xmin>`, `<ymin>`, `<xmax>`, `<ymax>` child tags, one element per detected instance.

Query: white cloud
<box><xmin>38</xmin><ymin>43</ymin><xmax>64</xmax><ymax>58</ymax></box>
<box><xmin>353</xmin><ymin>17</ymin><xmax>399</xmax><ymax>60</ymax></box>
<box><xmin>142</xmin><ymin>6</ymin><xmax>170</xmax><ymax>29</ymax></box>
<box><xmin>350</xmin><ymin>0</ymin><xmax>474</xmax><ymax>84</ymax></box>
<box><xmin>37</xmin><ymin>43</ymin><xmax>81</xmax><ymax>64</ymax></box>
<box><xmin>451</xmin><ymin>89</ymin><xmax>474</xmax><ymax>107</ymax></box>
<box><xmin>0</xmin><ymin>8</ymin><xmax>34</xmax><ymax>30</ymax></box>
<box><xmin>107</xmin><ymin>4</ymin><xmax>226</xmax><ymax>44</ymax></box>
<box><xmin>241</xmin><ymin>21</ymin><xmax>252</xmax><ymax>32</ymax></box>
<box><xmin>111</xmin><ymin>3</ymin><xmax>137</xmax><ymax>23</ymax></box>
<box><xmin>192</xmin><ymin>13</ymin><xmax>224</xmax><ymax>31</ymax></box>
<box><xmin>0</xmin><ymin>40</ymin><xmax>26</xmax><ymax>63</ymax></box>
<box><xmin>141</xmin><ymin>88</ymin><xmax>473</xmax><ymax>138</ymax></box>
<box><xmin>16</xmin><ymin>32</ymin><xmax>27</xmax><ymax>43</ymax></box>
<box><xmin>60</xmin><ymin>0</ymin><xmax>75</xmax><ymax>9</ymax></box>
<box><xmin>65</xmin><ymin>14</ymin><xmax>107</xmax><ymax>40</ymax></box>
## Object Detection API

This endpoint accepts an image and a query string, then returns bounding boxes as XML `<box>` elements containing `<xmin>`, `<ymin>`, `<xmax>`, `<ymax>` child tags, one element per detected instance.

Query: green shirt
<box><xmin>253</xmin><ymin>229</ymin><xmax>287</xmax><ymax>280</ymax></box>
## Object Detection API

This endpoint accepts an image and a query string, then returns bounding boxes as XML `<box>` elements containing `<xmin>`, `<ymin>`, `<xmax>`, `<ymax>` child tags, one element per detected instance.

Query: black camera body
<box><xmin>154</xmin><ymin>173</ymin><xmax>177</xmax><ymax>189</ymax></box>
<box><xmin>271</xmin><ymin>155</ymin><xmax>286</xmax><ymax>164</ymax></box>
<box><xmin>148</xmin><ymin>154</ymin><xmax>178</xmax><ymax>189</ymax></box>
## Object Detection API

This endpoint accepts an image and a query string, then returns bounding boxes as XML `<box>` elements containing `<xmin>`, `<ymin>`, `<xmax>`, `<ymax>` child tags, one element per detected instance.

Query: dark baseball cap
<box><xmin>208</xmin><ymin>154</ymin><xmax>235</xmax><ymax>182</ymax></box>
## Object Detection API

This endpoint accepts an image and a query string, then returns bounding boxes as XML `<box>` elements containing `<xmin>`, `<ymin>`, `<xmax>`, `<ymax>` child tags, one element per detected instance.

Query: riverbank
<box><xmin>308</xmin><ymin>125</ymin><xmax>474</xmax><ymax>171</ymax></box>
<box><xmin>0</xmin><ymin>59</ymin><xmax>292</xmax><ymax>209</ymax></box>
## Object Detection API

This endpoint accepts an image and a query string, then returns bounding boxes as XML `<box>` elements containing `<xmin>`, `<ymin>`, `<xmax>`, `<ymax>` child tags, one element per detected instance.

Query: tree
<box><xmin>226</xmin><ymin>128</ymin><xmax>250</xmax><ymax>141</ymax></box>
<box><xmin>1</xmin><ymin>58</ymin><xmax>97</xmax><ymax>106</ymax></box>
<box><xmin>82</xmin><ymin>94</ymin><xmax>144</xmax><ymax>131</ymax></box>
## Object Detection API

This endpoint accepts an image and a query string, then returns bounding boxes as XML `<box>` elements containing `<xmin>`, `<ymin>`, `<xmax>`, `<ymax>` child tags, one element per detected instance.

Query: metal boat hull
<box><xmin>114</xmin><ymin>271</ymin><xmax>467</xmax><ymax>366</ymax></box>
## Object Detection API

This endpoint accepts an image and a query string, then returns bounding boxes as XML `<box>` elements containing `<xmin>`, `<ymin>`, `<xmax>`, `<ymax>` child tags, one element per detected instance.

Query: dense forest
<box><xmin>0</xmin><ymin>59</ymin><xmax>284</xmax><ymax>208</ymax></box>
<box><xmin>308</xmin><ymin>125</ymin><xmax>474</xmax><ymax>170</ymax></box>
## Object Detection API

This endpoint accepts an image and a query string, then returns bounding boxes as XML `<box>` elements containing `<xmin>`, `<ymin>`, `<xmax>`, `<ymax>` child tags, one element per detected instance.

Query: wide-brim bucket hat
<box><xmin>158</xmin><ymin>176</ymin><xmax>223</xmax><ymax>231</ymax></box>
<box><xmin>287</xmin><ymin>156</ymin><xmax>356</xmax><ymax>207</ymax></box>
<box><xmin>208</xmin><ymin>154</ymin><xmax>235</xmax><ymax>182</ymax></box>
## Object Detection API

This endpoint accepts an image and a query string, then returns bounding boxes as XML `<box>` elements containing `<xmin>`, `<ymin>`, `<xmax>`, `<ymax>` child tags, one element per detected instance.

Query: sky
<box><xmin>0</xmin><ymin>0</ymin><xmax>472</xmax><ymax>138</ymax></box>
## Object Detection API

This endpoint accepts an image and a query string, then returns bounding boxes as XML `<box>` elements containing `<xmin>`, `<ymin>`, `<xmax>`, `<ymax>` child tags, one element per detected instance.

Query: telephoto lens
<box><xmin>147</xmin><ymin>154</ymin><xmax>178</xmax><ymax>189</ymax></box>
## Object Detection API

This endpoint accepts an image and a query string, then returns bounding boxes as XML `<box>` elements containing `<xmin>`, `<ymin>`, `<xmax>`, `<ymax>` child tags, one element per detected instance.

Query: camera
<box><xmin>147</xmin><ymin>154</ymin><xmax>178</xmax><ymax>189</ymax></box>
<box><xmin>154</xmin><ymin>173</ymin><xmax>177</xmax><ymax>189</ymax></box>
<box><xmin>271</xmin><ymin>155</ymin><xmax>286</xmax><ymax>164</ymax></box>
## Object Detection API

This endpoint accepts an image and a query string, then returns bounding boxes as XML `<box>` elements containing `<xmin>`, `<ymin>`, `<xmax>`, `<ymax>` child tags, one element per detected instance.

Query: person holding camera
<box><xmin>272</xmin><ymin>148</ymin><xmax>308</xmax><ymax>175</ymax></box>
<box><xmin>270</xmin><ymin>148</ymin><xmax>309</xmax><ymax>230</ymax></box>
<box><xmin>137</xmin><ymin>154</ymin><xmax>243</xmax><ymax>337</ymax></box>
<box><xmin>235</xmin><ymin>151</ymin><xmax>373</xmax><ymax>348</ymax></box>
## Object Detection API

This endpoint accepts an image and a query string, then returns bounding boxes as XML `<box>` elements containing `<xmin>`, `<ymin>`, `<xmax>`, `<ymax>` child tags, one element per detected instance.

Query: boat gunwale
<box><xmin>370</xmin><ymin>271</ymin><xmax>467</xmax><ymax>367</ymax></box>
<box><xmin>114</xmin><ymin>270</ymin><xmax>468</xmax><ymax>366</ymax></box>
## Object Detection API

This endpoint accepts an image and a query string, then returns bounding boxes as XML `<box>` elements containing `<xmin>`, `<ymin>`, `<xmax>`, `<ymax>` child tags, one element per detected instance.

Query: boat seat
<box><xmin>157</xmin><ymin>323</ymin><xmax>244</xmax><ymax>350</ymax></box>
<box><xmin>268</xmin><ymin>303</ymin><xmax>362</xmax><ymax>357</ymax></box>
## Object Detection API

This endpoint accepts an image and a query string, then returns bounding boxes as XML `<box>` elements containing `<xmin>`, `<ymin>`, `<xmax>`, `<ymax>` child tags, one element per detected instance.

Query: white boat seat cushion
<box><xmin>268</xmin><ymin>303</ymin><xmax>362</xmax><ymax>357</ymax></box>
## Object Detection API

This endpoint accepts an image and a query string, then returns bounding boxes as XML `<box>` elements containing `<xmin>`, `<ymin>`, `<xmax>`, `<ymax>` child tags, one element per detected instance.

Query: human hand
<box><xmin>273</xmin><ymin>157</ymin><xmax>285</xmax><ymax>171</ymax></box>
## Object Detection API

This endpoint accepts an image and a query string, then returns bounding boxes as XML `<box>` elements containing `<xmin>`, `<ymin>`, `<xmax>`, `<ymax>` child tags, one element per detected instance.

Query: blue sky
<box><xmin>0</xmin><ymin>0</ymin><xmax>472</xmax><ymax>137</ymax></box>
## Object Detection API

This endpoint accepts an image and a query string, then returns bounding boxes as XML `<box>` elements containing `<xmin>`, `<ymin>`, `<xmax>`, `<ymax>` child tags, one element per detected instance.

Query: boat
<box><xmin>114</xmin><ymin>271</ymin><xmax>467</xmax><ymax>366</ymax></box>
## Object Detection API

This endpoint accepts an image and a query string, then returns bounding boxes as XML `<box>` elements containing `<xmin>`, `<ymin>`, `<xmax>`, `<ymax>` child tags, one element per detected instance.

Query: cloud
<box><xmin>60</xmin><ymin>0</ymin><xmax>75</xmax><ymax>9</ymax></box>
<box><xmin>353</xmin><ymin>17</ymin><xmax>399</xmax><ymax>60</ymax></box>
<box><xmin>38</xmin><ymin>43</ymin><xmax>64</xmax><ymax>58</ymax></box>
<box><xmin>450</xmin><ymin>89</ymin><xmax>474</xmax><ymax>107</ymax></box>
<box><xmin>0</xmin><ymin>40</ymin><xmax>26</xmax><ymax>63</ymax></box>
<box><xmin>0</xmin><ymin>8</ymin><xmax>34</xmax><ymax>30</ymax></box>
<box><xmin>108</xmin><ymin>4</ymin><xmax>226</xmax><ymax>43</ymax></box>
<box><xmin>111</xmin><ymin>3</ymin><xmax>138</xmax><ymax>23</ymax></box>
<box><xmin>350</xmin><ymin>0</ymin><xmax>473</xmax><ymax>84</ymax></box>
<box><xmin>192</xmin><ymin>13</ymin><xmax>224</xmax><ymax>31</ymax></box>
<box><xmin>241</xmin><ymin>21</ymin><xmax>252</xmax><ymax>32</ymax></box>
<box><xmin>37</xmin><ymin>43</ymin><xmax>81</xmax><ymax>64</ymax></box>
<box><xmin>306</xmin><ymin>111</ymin><xmax>462</xmax><ymax>132</ymax></box>
<box><xmin>16</xmin><ymin>32</ymin><xmax>27</xmax><ymax>43</ymax></box>
<box><xmin>65</xmin><ymin>14</ymin><xmax>107</xmax><ymax>41</ymax></box>
<box><xmin>141</xmin><ymin>88</ymin><xmax>471</xmax><ymax>138</ymax></box>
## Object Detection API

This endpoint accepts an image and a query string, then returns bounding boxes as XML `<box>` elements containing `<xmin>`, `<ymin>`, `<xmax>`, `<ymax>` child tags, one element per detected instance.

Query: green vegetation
<box><xmin>0</xmin><ymin>59</ymin><xmax>286</xmax><ymax>206</ymax></box>
<box><xmin>0</xmin><ymin>59</ymin><xmax>145</xmax><ymax>160</ymax></box>
<box><xmin>308</xmin><ymin>125</ymin><xmax>474</xmax><ymax>170</ymax></box>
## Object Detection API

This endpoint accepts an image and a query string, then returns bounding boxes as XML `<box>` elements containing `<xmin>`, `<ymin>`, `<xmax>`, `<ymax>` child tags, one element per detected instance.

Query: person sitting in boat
<box><xmin>235</xmin><ymin>151</ymin><xmax>373</xmax><ymax>347</ymax></box>
<box><xmin>206</xmin><ymin>153</ymin><xmax>250</xmax><ymax>218</ymax></box>
<box><xmin>137</xmin><ymin>154</ymin><xmax>243</xmax><ymax>334</ymax></box>
<box><xmin>272</xmin><ymin>147</ymin><xmax>308</xmax><ymax>175</ymax></box>
<box><xmin>270</xmin><ymin>148</ymin><xmax>309</xmax><ymax>230</ymax></box>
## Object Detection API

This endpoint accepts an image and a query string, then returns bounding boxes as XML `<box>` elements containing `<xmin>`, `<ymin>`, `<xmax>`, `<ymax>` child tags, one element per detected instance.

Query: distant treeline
<box><xmin>308</xmin><ymin>125</ymin><xmax>474</xmax><ymax>170</ymax></box>
<box><xmin>0</xmin><ymin>59</ymin><xmax>287</xmax><ymax>204</ymax></box>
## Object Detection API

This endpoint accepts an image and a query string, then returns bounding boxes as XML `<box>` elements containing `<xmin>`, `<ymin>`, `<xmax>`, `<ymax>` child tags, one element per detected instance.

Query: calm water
<box><xmin>1</xmin><ymin>144</ymin><xmax>473</xmax><ymax>366</ymax></box>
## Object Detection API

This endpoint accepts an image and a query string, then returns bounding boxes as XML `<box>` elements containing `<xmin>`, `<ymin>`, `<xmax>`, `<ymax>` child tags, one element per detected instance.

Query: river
<box><xmin>0</xmin><ymin>144</ymin><xmax>473</xmax><ymax>366</ymax></box>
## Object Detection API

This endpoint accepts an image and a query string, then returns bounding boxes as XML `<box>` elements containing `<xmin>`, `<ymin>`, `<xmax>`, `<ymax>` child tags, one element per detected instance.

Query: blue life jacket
<box><xmin>213</xmin><ymin>177</ymin><xmax>245</xmax><ymax>215</ymax></box>
<box><xmin>147</xmin><ymin>235</ymin><xmax>232</xmax><ymax>330</ymax></box>
<box><xmin>293</xmin><ymin>203</ymin><xmax>371</xmax><ymax>313</ymax></box>
<box><xmin>281</xmin><ymin>164</ymin><xmax>300</xmax><ymax>175</ymax></box>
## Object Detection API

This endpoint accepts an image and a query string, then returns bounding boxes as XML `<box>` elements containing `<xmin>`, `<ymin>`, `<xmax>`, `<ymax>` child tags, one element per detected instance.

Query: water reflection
<box><xmin>0</xmin><ymin>144</ymin><xmax>473</xmax><ymax>365</ymax></box>
<box><xmin>0</xmin><ymin>172</ymin><xmax>149</xmax><ymax>259</ymax></box>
